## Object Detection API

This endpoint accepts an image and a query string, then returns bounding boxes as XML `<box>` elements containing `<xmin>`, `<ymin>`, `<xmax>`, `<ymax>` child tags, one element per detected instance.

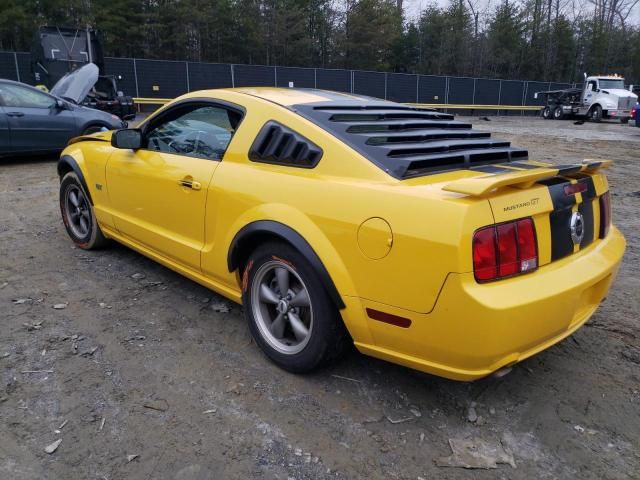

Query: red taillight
<box><xmin>473</xmin><ymin>227</ymin><xmax>498</xmax><ymax>281</ymax></box>
<box><xmin>497</xmin><ymin>223</ymin><xmax>518</xmax><ymax>276</ymax></box>
<box><xmin>599</xmin><ymin>191</ymin><xmax>611</xmax><ymax>238</ymax></box>
<box><xmin>516</xmin><ymin>218</ymin><xmax>537</xmax><ymax>272</ymax></box>
<box><xmin>473</xmin><ymin>218</ymin><xmax>538</xmax><ymax>283</ymax></box>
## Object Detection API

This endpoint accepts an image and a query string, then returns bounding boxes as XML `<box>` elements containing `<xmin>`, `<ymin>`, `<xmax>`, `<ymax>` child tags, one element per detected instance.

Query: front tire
<box><xmin>541</xmin><ymin>106</ymin><xmax>552</xmax><ymax>120</ymax></box>
<box><xmin>242</xmin><ymin>242</ymin><xmax>350</xmax><ymax>373</ymax></box>
<box><xmin>59</xmin><ymin>172</ymin><xmax>108</xmax><ymax>249</ymax></box>
<box><xmin>591</xmin><ymin>105</ymin><xmax>603</xmax><ymax>122</ymax></box>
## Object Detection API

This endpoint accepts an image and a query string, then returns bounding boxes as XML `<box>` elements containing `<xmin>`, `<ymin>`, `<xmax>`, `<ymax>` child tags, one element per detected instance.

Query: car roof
<box><xmin>184</xmin><ymin>87</ymin><xmax>387</xmax><ymax>107</ymax></box>
<box><xmin>0</xmin><ymin>78</ymin><xmax>51</xmax><ymax>92</ymax></box>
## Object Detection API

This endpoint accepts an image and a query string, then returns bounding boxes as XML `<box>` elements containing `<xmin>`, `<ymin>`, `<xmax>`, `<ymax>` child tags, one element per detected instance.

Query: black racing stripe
<box><xmin>579</xmin><ymin>200</ymin><xmax>595</xmax><ymax>248</ymax></box>
<box><xmin>471</xmin><ymin>165</ymin><xmax>514</xmax><ymax>174</ymax></box>
<box><xmin>510</xmin><ymin>162</ymin><xmax>542</xmax><ymax>170</ymax></box>
<box><xmin>550</xmin><ymin>209</ymin><xmax>575</xmax><ymax>260</ymax></box>
<box><xmin>573</xmin><ymin>174</ymin><xmax>597</xmax><ymax>201</ymax></box>
<box><xmin>584</xmin><ymin>161</ymin><xmax>602</xmax><ymax>170</ymax></box>
<box><xmin>545</xmin><ymin>180</ymin><xmax>577</xmax><ymax>210</ymax></box>
<box><xmin>556</xmin><ymin>164</ymin><xmax>583</xmax><ymax>175</ymax></box>
<box><xmin>538</xmin><ymin>177</ymin><xmax>566</xmax><ymax>186</ymax></box>
<box><xmin>540</xmin><ymin>177</ymin><xmax>577</xmax><ymax>261</ymax></box>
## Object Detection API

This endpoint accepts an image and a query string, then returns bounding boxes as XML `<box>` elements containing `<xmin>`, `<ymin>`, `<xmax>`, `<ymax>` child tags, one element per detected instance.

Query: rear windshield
<box><xmin>293</xmin><ymin>102</ymin><xmax>528</xmax><ymax>179</ymax></box>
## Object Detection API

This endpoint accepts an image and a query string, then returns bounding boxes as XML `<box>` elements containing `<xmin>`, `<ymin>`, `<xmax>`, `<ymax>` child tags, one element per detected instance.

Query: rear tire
<box><xmin>621</xmin><ymin>118</ymin><xmax>629</xmax><ymax>124</ymax></box>
<box><xmin>542</xmin><ymin>106</ymin><xmax>552</xmax><ymax>120</ymax></box>
<box><xmin>242</xmin><ymin>241</ymin><xmax>350</xmax><ymax>373</ymax></box>
<box><xmin>59</xmin><ymin>172</ymin><xmax>108</xmax><ymax>250</ymax></box>
<box><xmin>552</xmin><ymin>107</ymin><xmax>564</xmax><ymax>120</ymax></box>
<box><xmin>590</xmin><ymin>105</ymin><xmax>603</xmax><ymax>122</ymax></box>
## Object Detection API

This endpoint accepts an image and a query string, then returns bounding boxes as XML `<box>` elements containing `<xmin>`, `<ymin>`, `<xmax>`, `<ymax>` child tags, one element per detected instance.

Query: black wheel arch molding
<box><xmin>228</xmin><ymin>220</ymin><xmax>345</xmax><ymax>310</ymax></box>
<box><xmin>57</xmin><ymin>155</ymin><xmax>94</xmax><ymax>205</ymax></box>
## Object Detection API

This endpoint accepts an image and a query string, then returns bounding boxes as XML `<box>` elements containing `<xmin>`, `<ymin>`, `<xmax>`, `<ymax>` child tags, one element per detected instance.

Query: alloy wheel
<box><xmin>64</xmin><ymin>185</ymin><xmax>91</xmax><ymax>239</ymax></box>
<box><xmin>251</xmin><ymin>260</ymin><xmax>313</xmax><ymax>355</ymax></box>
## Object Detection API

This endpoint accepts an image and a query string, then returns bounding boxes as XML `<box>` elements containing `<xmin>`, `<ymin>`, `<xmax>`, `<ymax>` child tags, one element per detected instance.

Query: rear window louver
<box><xmin>249</xmin><ymin>121</ymin><xmax>322</xmax><ymax>168</ymax></box>
<box><xmin>293</xmin><ymin>103</ymin><xmax>528</xmax><ymax>178</ymax></box>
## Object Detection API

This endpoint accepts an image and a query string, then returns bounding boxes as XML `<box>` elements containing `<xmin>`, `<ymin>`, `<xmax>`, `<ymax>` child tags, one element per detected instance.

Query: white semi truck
<box><xmin>536</xmin><ymin>74</ymin><xmax>638</xmax><ymax>123</ymax></box>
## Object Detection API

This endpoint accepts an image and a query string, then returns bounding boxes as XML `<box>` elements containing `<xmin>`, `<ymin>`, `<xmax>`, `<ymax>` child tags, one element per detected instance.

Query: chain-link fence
<box><xmin>0</xmin><ymin>51</ymin><xmax>574</xmax><ymax>111</ymax></box>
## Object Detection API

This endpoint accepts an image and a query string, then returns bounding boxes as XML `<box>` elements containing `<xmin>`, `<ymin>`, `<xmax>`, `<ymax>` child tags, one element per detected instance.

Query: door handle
<box><xmin>6</xmin><ymin>112</ymin><xmax>24</xmax><ymax>117</ymax></box>
<box><xmin>178</xmin><ymin>179</ymin><xmax>202</xmax><ymax>190</ymax></box>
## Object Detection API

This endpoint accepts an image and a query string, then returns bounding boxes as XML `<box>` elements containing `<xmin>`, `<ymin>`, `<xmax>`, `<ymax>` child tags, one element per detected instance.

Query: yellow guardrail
<box><xmin>132</xmin><ymin>97</ymin><xmax>542</xmax><ymax>111</ymax></box>
<box><xmin>134</xmin><ymin>97</ymin><xmax>172</xmax><ymax>105</ymax></box>
<box><xmin>410</xmin><ymin>103</ymin><xmax>542</xmax><ymax>111</ymax></box>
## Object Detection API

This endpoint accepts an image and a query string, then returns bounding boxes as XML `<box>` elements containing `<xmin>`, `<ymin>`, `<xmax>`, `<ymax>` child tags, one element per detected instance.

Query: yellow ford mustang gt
<box><xmin>57</xmin><ymin>88</ymin><xmax>626</xmax><ymax>380</ymax></box>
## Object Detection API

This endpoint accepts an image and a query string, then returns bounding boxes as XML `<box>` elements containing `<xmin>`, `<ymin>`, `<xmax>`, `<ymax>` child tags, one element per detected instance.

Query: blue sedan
<box><xmin>0</xmin><ymin>70</ymin><xmax>125</xmax><ymax>157</ymax></box>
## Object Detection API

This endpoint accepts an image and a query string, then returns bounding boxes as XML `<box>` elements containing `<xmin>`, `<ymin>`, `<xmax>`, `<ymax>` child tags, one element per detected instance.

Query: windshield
<box><xmin>41</xmin><ymin>30</ymin><xmax>90</xmax><ymax>62</ymax></box>
<box><xmin>598</xmin><ymin>79</ymin><xmax>625</xmax><ymax>89</ymax></box>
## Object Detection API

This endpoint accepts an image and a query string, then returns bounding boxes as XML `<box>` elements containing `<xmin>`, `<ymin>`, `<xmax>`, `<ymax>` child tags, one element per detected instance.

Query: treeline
<box><xmin>1</xmin><ymin>0</ymin><xmax>638</xmax><ymax>83</ymax></box>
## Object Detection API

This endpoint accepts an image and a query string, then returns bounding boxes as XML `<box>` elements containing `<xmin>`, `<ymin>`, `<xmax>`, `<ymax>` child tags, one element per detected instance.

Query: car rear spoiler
<box><xmin>442</xmin><ymin>160</ymin><xmax>612</xmax><ymax>197</ymax></box>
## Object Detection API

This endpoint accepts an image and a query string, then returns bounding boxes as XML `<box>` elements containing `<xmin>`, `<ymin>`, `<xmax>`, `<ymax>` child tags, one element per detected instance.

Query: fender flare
<box><xmin>227</xmin><ymin>220</ymin><xmax>345</xmax><ymax>309</ymax></box>
<box><xmin>57</xmin><ymin>154</ymin><xmax>93</xmax><ymax>205</ymax></box>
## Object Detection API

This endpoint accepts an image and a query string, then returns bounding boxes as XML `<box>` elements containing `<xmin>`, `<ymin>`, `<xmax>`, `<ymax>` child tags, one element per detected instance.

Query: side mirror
<box><xmin>55</xmin><ymin>98</ymin><xmax>67</xmax><ymax>110</ymax></box>
<box><xmin>116</xmin><ymin>90</ymin><xmax>124</xmax><ymax>97</ymax></box>
<box><xmin>111</xmin><ymin>129</ymin><xmax>142</xmax><ymax>149</ymax></box>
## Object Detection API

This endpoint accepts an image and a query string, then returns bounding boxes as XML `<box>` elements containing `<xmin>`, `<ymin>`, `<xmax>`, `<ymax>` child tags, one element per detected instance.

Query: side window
<box><xmin>249</xmin><ymin>121</ymin><xmax>323</xmax><ymax>168</ymax></box>
<box><xmin>0</xmin><ymin>84</ymin><xmax>56</xmax><ymax>108</ymax></box>
<box><xmin>145</xmin><ymin>105</ymin><xmax>242</xmax><ymax>160</ymax></box>
<box><xmin>588</xmin><ymin>81</ymin><xmax>597</xmax><ymax>91</ymax></box>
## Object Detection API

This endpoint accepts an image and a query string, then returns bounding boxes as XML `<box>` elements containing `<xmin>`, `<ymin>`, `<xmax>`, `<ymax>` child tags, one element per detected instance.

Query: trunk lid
<box><xmin>443</xmin><ymin>160</ymin><xmax>611</xmax><ymax>267</ymax></box>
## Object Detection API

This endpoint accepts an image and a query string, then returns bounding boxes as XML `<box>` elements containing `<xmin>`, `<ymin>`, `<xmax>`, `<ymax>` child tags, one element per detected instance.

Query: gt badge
<box><xmin>570</xmin><ymin>211</ymin><xmax>584</xmax><ymax>245</ymax></box>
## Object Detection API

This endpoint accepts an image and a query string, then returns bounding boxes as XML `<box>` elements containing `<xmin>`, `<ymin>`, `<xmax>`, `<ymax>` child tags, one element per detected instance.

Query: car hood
<box><xmin>68</xmin><ymin>129</ymin><xmax>114</xmax><ymax>145</ymax></box>
<box><xmin>602</xmin><ymin>88</ymin><xmax>638</xmax><ymax>100</ymax></box>
<box><xmin>50</xmin><ymin>63</ymin><xmax>99</xmax><ymax>104</ymax></box>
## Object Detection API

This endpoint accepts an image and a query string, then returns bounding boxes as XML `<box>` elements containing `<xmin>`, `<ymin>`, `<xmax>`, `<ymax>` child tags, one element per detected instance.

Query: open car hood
<box><xmin>50</xmin><ymin>63</ymin><xmax>99</xmax><ymax>104</ymax></box>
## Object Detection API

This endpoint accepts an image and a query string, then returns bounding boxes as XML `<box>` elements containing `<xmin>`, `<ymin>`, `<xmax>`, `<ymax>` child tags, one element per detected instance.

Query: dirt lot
<box><xmin>1</xmin><ymin>117</ymin><xmax>639</xmax><ymax>480</ymax></box>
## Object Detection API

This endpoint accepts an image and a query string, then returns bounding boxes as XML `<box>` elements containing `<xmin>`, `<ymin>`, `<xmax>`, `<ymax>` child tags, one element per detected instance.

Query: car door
<box><xmin>0</xmin><ymin>82</ymin><xmax>77</xmax><ymax>152</ymax></box>
<box><xmin>584</xmin><ymin>81</ymin><xmax>597</xmax><ymax>105</ymax></box>
<box><xmin>106</xmin><ymin>102</ymin><xmax>243</xmax><ymax>270</ymax></box>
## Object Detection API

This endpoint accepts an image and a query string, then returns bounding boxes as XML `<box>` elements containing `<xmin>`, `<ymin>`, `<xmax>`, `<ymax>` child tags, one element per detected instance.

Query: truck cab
<box><xmin>581</xmin><ymin>75</ymin><xmax>637</xmax><ymax>123</ymax></box>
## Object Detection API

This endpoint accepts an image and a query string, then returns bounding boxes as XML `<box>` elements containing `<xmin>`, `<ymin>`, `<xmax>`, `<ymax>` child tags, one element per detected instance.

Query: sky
<box><xmin>402</xmin><ymin>0</ymin><xmax>640</xmax><ymax>24</ymax></box>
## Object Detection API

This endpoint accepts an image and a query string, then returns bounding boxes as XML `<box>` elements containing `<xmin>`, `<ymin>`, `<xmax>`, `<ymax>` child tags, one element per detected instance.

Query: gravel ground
<box><xmin>1</xmin><ymin>116</ymin><xmax>639</xmax><ymax>480</ymax></box>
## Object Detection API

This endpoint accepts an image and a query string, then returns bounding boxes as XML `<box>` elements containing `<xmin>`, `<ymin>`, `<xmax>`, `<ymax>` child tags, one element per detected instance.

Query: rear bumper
<box><xmin>351</xmin><ymin>226</ymin><xmax>626</xmax><ymax>381</ymax></box>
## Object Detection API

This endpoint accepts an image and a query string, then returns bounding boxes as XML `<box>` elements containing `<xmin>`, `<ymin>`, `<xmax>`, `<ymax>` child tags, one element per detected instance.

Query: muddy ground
<box><xmin>1</xmin><ymin>117</ymin><xmax>639</xmax><ymax>480</ymax></box>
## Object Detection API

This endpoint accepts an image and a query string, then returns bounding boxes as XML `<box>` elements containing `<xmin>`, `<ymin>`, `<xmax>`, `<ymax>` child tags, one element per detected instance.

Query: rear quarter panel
<box><xmin>200</xmin><ymin>92</ymin><xmax>495</xmax><ymax>315</ymax></box>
